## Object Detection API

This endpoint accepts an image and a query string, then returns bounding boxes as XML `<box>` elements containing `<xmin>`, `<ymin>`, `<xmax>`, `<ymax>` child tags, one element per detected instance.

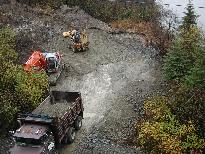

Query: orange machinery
<box><xmin>23</xmin><ymin>50</ymin><xmax>64</xmax><ymax>86</ymax></box>
<box><xmin>23</xmin><ymin>51</ymin><xmax>46</xmax><ymax>72</ymax></box>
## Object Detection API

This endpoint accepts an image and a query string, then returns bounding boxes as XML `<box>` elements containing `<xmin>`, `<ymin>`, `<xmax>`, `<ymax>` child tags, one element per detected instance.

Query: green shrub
<box><xmin>63</xmin><ymin>0</ymin><xmax>158</xmax><ymax>23</ymax></box>
<box><xmin>15</xmin><ymin>67</ymin><xmax>48</xmax><ymax>111</ymax></box>
<box><xmin>185</xmin><ymin>48</ymin><xmax>205</xmax><ymax>88</ymax></box>
<box><xmin>0</xmin><ymin>27</ymin><xmax>17</xmax><ymax>62</ymax></box>
<box><xmin>0</xmin><ymin>90</ymin><xmax>19</xmax><ymax>129</ymax></box>
<box><xmin>0</xmin><ymin>27</ymin><xmax>48</xmax><ymax>131</ymax></box>
<box><xmin>17</xmin><ymin>0</ymin><xmax>64</xmax><ymax>9</ymax></box>
<box><xmin>138</xmin><ymin>2</ymin><xmax>205</xmax><ymax>153</ymax></box>
<box><xmin>163</xmin><ymin>38</ymin><xmax>193</xmax><ymax>81</ymax></box>
<box><xmin>137</xmin><ymin>96</ymin><xmax>205</xmax><ymax>154</ymax></box>
<box><xmin>17</xmin><ymin>0</ymin><xmax>159</xmax><ymax>23</ymax></box>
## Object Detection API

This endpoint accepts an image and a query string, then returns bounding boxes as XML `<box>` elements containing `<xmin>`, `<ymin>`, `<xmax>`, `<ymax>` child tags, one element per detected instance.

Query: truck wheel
<box><xmin>74</xmin><ymin>116</ymin><xmax>82</xmax><ymax>130</ymax></box>
<box><xmin>67</xmin><ymin>127</ymin><xmax>76</xmax><ymax>144</ymax></box>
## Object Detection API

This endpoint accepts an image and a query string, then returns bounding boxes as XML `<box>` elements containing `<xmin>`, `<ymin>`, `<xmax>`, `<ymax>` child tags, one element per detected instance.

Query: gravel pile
<box><xmin>34</xmin><ymin>100</ymin><xmax>71</xmax><ymax>117</ymax></box>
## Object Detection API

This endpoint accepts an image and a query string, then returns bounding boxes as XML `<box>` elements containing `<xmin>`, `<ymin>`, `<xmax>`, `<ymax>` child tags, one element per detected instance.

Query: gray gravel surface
<box><xmin>0</xmin><ymin>2</ymin><xmax>167</xmax><ymax>154</ymax></box>
<box><xmin>0</xmin><ymin>136</ymin><xmax>14</xmax><ymax>154</ymax></box>
<box><xmin>33</xmin><ymin>100</ymin><xmax>71</xmax><ymax>117</ymax></box>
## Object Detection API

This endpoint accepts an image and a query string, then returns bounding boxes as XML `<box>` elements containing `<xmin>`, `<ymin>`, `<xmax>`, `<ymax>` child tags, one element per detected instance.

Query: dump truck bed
<box><xmin>33</xmin><ymin>91</ymin><xmax>81</xmax><ymax>117</ymax></box>
<box><xmin>31</xmin><ymin>91</ymin><xmax>83</xmax><ymax>144</ymax></box>
<box><xmin>33</xmin><ymin>99</ymin><xmax>71</xmax><ymax>117</ymax></box>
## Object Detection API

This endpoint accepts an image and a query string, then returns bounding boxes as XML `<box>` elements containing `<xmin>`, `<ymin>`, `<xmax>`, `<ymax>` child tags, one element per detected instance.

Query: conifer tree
<box><xmin>181</xmin><ymin>0</ymin><xmax>197</xmax><ymax>30</ymax></box>
<box><xmin>163</xmin><ymin>1</ymin><xmax>202</xmax><ymax>83</ymax></box>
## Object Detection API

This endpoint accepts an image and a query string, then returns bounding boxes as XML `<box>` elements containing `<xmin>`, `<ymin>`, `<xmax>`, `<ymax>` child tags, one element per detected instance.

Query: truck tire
<box><xmin>67</xmin><ymin>127</ymin><xmax>76</xmax><ymax>144</ymax></box>
<box><xmin>74</xmin><ymin>116</ymin><xmax>82</xmax><ymax>130</ymax></box>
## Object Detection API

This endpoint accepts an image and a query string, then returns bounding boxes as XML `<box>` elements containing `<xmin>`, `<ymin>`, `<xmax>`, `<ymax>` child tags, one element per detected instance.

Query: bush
<box><xmin>137</xmin><ymin>2</ymin><xmax>205</xmax><ymax>153</ymax></box>
<box><xmin>15</xmin><ymin>67</ymin><xmax>48</xmax><ymax>111</ymax></box>
<box><xmin>137</xmin><ymin>96</ymin><xmax>205</xmax><ymax>154</ymax></box>
<box><xmin>63</xmin><ymin>0</ymin><xmax>158</xmax><ymax>23</ymax></box>
<box><xmin>185</xmin><ymin>48</ymin><xmax>205</xmax><ymax>88</ymax></box>
<box><xmin>0</xmin><ymin>90</ymin><xmax>19</xmax><ymax>129</ymax></box>
<box><xmin>0</xmin><ymin>27</ymin><xmax>17</xmax><ymax>62</ymax></box>
<box><xmin>0</xmin><ymin>27</ymin><xmax>48</xmax><ymax>131</ymax></box>
<box><xmin>17</xmin><ymin>0</ymin><xmax>63</xmax><ymax>9</ymax></box>
<box><xmin>163</xmin><ymin>38</ymin><xmax>193</xmax><ymax>81</ymax></box>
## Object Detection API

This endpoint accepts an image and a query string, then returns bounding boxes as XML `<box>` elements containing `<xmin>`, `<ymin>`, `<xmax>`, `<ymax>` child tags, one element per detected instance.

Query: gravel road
<box><xmin>49</xmin><ymin>29</ymin><xmax>164</xmax><ymax>154</ymax></box>
<box><xmin>0</xmin><ymin>3</ymin><xmax>166</xmax><ymax>154</ymax></box>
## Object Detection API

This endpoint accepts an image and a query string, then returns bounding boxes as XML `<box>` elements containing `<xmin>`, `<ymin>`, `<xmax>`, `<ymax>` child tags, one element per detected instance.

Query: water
<box><xmin>156</xmin><ymin>0</ymin><xmax>205</xmax><ymax>31</ymax></box>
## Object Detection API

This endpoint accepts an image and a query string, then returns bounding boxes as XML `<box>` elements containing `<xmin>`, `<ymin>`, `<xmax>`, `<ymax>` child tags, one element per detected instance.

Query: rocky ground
<box><xmin>0</xmin><ymin>2</ymin><xmax>166</xmax><ymax>154</ymax></box>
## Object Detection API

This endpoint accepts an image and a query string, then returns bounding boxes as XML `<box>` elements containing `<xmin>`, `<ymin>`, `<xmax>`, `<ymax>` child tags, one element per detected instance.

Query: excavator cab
<box><xmin>73</xmin><ymin>31</ymin><xmax>81</xmax><ymax>43</ymax></box>
<box><xmin>46</xmin><ymin>57</ymin><xmax>58</xmax><ymax>73</ymax></box>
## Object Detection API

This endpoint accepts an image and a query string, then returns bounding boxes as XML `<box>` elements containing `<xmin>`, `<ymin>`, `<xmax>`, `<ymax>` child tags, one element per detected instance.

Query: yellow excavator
<box><xmin>63</xmin><ymin>29</ymin><xmax>89</xmax><ymax>52</ymax></box>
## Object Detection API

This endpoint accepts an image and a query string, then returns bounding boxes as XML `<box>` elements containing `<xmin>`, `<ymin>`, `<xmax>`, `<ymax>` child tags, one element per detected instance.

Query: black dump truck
<box><xmin>10</xmin><ymin>91</ymin><xmax>84</xmax><ymax>154</ymax></box>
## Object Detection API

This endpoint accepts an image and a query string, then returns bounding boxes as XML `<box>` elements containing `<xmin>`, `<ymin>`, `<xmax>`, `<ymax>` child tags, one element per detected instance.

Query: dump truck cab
<box><xmin>10</xmin><ymin>119</ymin><xmax>57</xmax><ymax>154</ymax></box>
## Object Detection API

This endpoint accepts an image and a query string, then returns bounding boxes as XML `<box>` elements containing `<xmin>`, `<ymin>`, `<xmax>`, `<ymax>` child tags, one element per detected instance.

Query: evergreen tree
<box><xmin>163</xmin><ymin>2</ymin><xmax>203</xmax><ymax>84</ymax></box>
<box><xmin>186</xmin><ymin>48</ymin><xmax>205</xmax><ymax>88</ymax></box>
<box><xmin>181</xmin><ymin>0</ymin><xmax>197</xmax><ymax>30</ymax></box>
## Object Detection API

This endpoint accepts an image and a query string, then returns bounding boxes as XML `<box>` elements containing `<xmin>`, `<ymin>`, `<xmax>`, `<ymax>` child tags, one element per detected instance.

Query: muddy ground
<box><xmin>0</xmin><ymin>2</ymin><xmax>166</xmax><ymax>154</ymax></box>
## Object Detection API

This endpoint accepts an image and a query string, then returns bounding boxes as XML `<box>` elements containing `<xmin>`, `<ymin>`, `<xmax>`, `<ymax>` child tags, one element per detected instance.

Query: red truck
<box><xmin>10</xmin><ymin>90</ymin><xmax>84</xmax><ymax>154</ymax></box>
